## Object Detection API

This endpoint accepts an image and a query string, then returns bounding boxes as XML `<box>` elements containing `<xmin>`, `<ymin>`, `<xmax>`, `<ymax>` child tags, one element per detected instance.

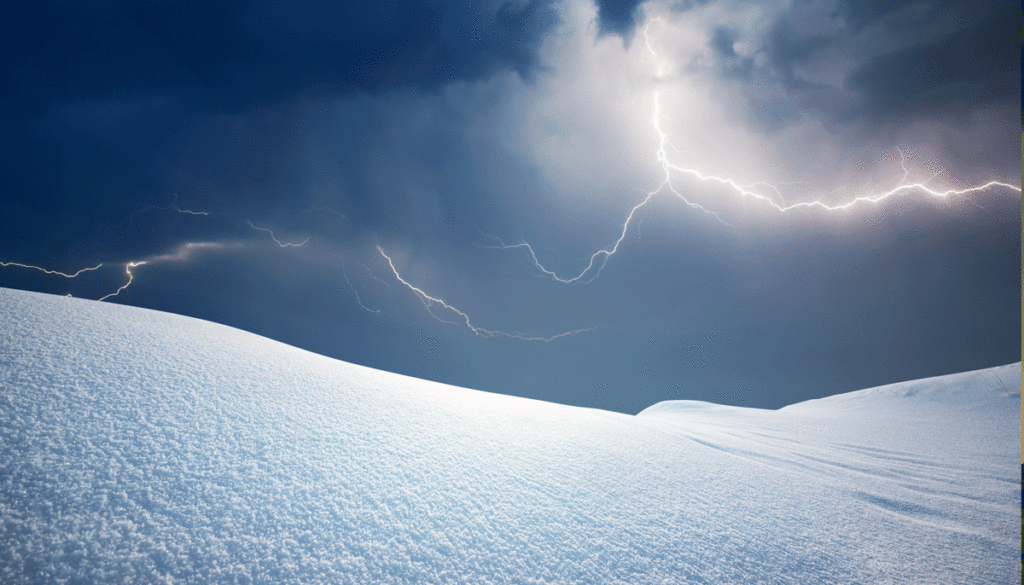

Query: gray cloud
<box><xmin>844</xmin><ymin>1</ymin><xmax>1018</xmax><ymax>125</ymax></box>
<box><xmin>593</xmin><ymin>0</ymin><xmax>645</xmax><ymax>36</ymax></box>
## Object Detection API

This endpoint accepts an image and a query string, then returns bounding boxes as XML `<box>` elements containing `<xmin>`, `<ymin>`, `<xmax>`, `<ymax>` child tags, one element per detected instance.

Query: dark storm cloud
<box><xmin>673</xmin><ymin>0</ymin><xmax>1020</xmax><ymax>174</ymax></box>
<box><xmin>298</xmin><ymin>82</ymin><xmax>565</xmax><ymax>249</ymax></box>
<box><xmin>844</xmin><ymin>2</ymin><xmax>1019</xmax><ymax>124</ymax></box>
<box><xmin>762</xmin><ymin>0</ymin><xmax>1019</xmax><ymax>126</ymax></box>
<box><xmin>2</xmin><ymin>0</ymin><xmax>558</xmax><ymax>111</ymax></box>
<box><xmin>763</xmin><ymin>21</ymin><xmax>832</xmax><ymax>85</ymax></box>
<box><xmin>0</xmin><ymin>0</ymin><xmax>560</xmax><ymax>266</ymax></box>
<box><xmin>593</xmin><ymin>0</ymin><xmax>644</xmax><ymax>36</ymax></box>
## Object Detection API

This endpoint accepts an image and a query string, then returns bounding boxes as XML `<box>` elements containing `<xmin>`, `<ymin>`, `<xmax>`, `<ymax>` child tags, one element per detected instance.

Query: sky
<box><xmin>0</xmin><ymin>0</ymin><xmax>1019</xmax><ymax>414</ymax></box>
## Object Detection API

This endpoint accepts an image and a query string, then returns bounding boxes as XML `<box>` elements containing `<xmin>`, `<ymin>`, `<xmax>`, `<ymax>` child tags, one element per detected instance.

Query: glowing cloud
<box><xmin>97</xmin><ymin>241</ymin><xmax>248</xmax><ymax>301</ymax></box>
<box><xmin>491</xmin><ymin>16</ymin><xmax>1021</xmax><ymax>285</ymax></box>
<box><xmin>146</xmin><ymin>242</ymin><xmax>235</xmax><ymax>264</ymax></box>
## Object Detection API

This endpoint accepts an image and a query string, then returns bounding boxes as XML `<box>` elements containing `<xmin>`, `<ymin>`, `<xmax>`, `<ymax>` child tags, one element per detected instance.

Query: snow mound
<box><xmin>0</xmin><ymin>287</ymin><xmax>1019</xmax><ymax>584</ymax></box>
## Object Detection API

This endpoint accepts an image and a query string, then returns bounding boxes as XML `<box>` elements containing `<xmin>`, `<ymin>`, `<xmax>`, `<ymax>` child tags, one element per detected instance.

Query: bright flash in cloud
<box><xmin>486</xmin><ymin>12</ymin><xmax>1021</xmax><ymax>285</ymax></box>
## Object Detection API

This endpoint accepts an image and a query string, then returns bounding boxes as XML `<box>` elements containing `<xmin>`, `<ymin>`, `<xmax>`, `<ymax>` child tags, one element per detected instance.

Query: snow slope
<box><xmin>0</xmin><ymin>287</ymin><xmax>1019</xmax><ymax>584</ymax></box>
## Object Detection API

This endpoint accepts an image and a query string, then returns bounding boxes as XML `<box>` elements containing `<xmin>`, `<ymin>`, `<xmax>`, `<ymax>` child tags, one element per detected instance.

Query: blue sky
<box><xmin>0</xmin><ymin>0</ymin><xmax>1019</xmax><ymax>413</ymax></box>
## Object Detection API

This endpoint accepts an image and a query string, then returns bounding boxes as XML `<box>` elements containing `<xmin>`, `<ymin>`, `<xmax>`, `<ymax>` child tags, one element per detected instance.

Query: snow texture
<box><xmin>0</xmin><ymin>287</ymin><xmax>1019</xmax><ymax>584</ymax></box>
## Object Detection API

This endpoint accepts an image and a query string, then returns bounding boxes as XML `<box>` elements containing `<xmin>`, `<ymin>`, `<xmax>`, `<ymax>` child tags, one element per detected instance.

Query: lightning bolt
<box><xmin>98</xmin><ymin>261</ymin><xmax>146</xmax><ymax>302</ymax></box>
<box><xmin>247</xmin><ymin>221</ymin><xmax>310</xmax><ymax>247</ymax></box>
<box><xmin>342</xmin><ymin>259</ymin><xmax>380</xmax><ymax>313</ymax></box>
<box><xmin>2</xmin><ymin>240</ymin><xmax>242</xmax><ymax>302</ymax></box>
<box><xmin>95</xmin><ymin>242</ymin><xmax>246</xmax><ymax>301</ymax></box>
<box><xmin>0</xmin><ymin>261</ymin><xmax>103</xmax><ymax>278</ymax></box>
<box><xmin>378</xmin><ymin>245</ymin><xmax>596</xmax><ymax>341</ymax></box>
<box><xmin>129</xmin><ymin>193</ymin><xmax>209</xmax><ymax>219</ymax></box>
<box><xmin>486</xmin><ymin>17</ymin><xmax>1020</xmax><ymax>284</ymax></box>
<box><xmin>640</xmin><ymin>19</ymin><xmax>1020</xmax><ymax>213</ymax></box>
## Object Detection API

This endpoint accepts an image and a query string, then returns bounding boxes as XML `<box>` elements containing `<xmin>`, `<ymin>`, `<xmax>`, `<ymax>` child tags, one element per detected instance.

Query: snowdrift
<box><xmin>0</xmin><ymin>287</ymin><xmax>1019</xmax><ymax>583</ymax></box>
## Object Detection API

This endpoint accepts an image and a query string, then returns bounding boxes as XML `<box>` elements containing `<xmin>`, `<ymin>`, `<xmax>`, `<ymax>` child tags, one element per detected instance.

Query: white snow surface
<box><xmin>0</xmin><ymin>287</ymin><xmax>1019</xmax><ymax>584</ymax></box>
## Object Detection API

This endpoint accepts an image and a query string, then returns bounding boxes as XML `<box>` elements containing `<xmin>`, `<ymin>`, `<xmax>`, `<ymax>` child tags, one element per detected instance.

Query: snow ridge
<box><xmin>0</xmin><ymin>288</ymin><xmax>1019</xmax><ymax>584</ymax></box>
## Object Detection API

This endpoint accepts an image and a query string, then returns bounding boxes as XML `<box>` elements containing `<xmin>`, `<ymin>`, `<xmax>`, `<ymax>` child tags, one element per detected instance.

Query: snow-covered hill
<box><xmin>0</xmin><ymin>287</ymin><xmax>1019</xmax><ymax>584</ymax></box>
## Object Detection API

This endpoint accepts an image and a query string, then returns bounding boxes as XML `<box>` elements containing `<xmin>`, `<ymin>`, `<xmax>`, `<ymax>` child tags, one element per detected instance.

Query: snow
<box><xmin>0</xmin><ymin>286</ymin><xmax>1019</xmax><ymax>584</ymax></box>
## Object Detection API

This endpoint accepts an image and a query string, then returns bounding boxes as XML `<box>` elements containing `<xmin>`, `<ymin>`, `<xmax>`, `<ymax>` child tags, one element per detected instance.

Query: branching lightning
<box><xmin>247</xmin><ymin>221</ymin><xmax>310</xmax><ymax>247</ymax></box>
<box><xmin>638</xmin><ymin>18</ymin><xmax>1021</xmax><ymax>214</ymax></box>
<box><xmin>486</xmin><ymin>17</ymin><xmax>1021</xmax><ymax>285</ymax></box>
<box><xmin>342</xmin><ymin>259</ymin><xmax>380</xmax><ymax>313</ymax></box>
<box><xmin>2</xmin><ymin>241</ymin><xmax>240</xmax><ymax>301</ymax></box>
<box><xmin>378</xmin><ymin>246</ymin><xmax>596</xmax><ymax>341</ymax></box>
<box><xmin>358</xmin><ymin>261</ymin><xmax>390</xmax><ymax>288</ymax></box>
<box><xmin>95</xmin><ymin>242</ymin><xmax>241</xmax><ymax>301</ymax></box>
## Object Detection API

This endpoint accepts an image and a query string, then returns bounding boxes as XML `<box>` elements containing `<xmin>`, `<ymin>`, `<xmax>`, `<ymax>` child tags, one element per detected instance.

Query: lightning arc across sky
<box><xmin>378</xmin><ymin>245</ymin><xmax>597</xmax><ymax>341</ymax></box>
<box><xmin>0</xmin><ymin>260</ymin><xmax>135</xmax><ymax>300</ymax></box>
<box><xmin>483</xmin><ymin>17</ymin><xmax>1022</xmax><ymax>285</ymax></box>
<box><xmin>128</xmin><ymin>194</ymin><xmax>210</xmax><ymax>220</ymax></box>
<box><xmin>247</xmin><ymin>221</ymin><xmax>310</xmax><ymax>248</ymax></box>
<box><xmin>0</xmin><ymin>261</ymin><xmax>103</xmax><ymax>279</ymax></box>
<box><xmin>1</xmin><ymin>240</ymin><xmax>240</xmax><ymax>303</ymax></box>
<box><xmin>3</xmin><ymin>196</ymin><xmax>309</xmax><ymax>307</ymax></box>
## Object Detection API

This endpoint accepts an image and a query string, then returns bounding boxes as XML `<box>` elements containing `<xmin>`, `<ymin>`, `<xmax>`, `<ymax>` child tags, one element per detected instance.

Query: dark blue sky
<box><xmin>1</xmin><ymin>0</ymin><xmax>1019</xmax><ymax>414</ymax></box>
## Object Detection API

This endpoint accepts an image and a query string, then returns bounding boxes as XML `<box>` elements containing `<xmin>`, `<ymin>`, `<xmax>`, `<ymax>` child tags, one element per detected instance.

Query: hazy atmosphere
<box><xmin>1</xmin><ymin>0</ymin><xmax>1019</xmax><ymax>413</ymax></box>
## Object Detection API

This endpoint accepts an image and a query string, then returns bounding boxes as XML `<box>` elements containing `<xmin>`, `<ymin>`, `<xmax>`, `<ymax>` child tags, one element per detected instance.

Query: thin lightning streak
<box><xmin>358</xmin><ymin>261</ymin><xmax>390</xmax><ymax>288</ymax></box>
<box><xmin>897</xmin><ymin>147</ymin><xmax>910</xmax><ymax>184</ymax></box>
<box><xmin>378</xmin><ymin>246</ymin><xmax>596</xmax><ymax>341</ymax></box>
<box><xmin>749</xmin><ymin>179</ymin><xmax>1020</xmax><ymax>212</ymax></box>
<box><xmin>130</xmin><ymin>194</ymin><xmax>208</xmax><ymax>219</ymax></box>
<box><xmin>247</xmin><ymin>221</ymin><xmax>310</xmax><ymax>247</ymax></box>
<box><xmin>163</xmin><ymin>204</ymin><xmax>208</xmax><ymax>216</ymax></box>
<box><xmin>0</xmin><ymin>261</ymin><xmax>103</xmax><ymax>278</ymax></box>
<box><xmin>310</xmin><ymin>205</ymin><xmax>347</xmax><ymax>219</ymax></box>
<box><xmin>481</xmin><ymin>190</ymin><xmax>653</xmax><ymax>284</ymax></box>
<box><xmin>166</xmin><ymin>193</ymin><xmax>208</xmax><ymax>215</ymax></box>
<box><xmin>342</xmin><ymin>259</ymin><xmax>379</xmax><ymax>313</ymax></box>
<box><xmin>98</xmin><ymin>261</ymin><xmax>146</xmax><ymax>302</ymax></box>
